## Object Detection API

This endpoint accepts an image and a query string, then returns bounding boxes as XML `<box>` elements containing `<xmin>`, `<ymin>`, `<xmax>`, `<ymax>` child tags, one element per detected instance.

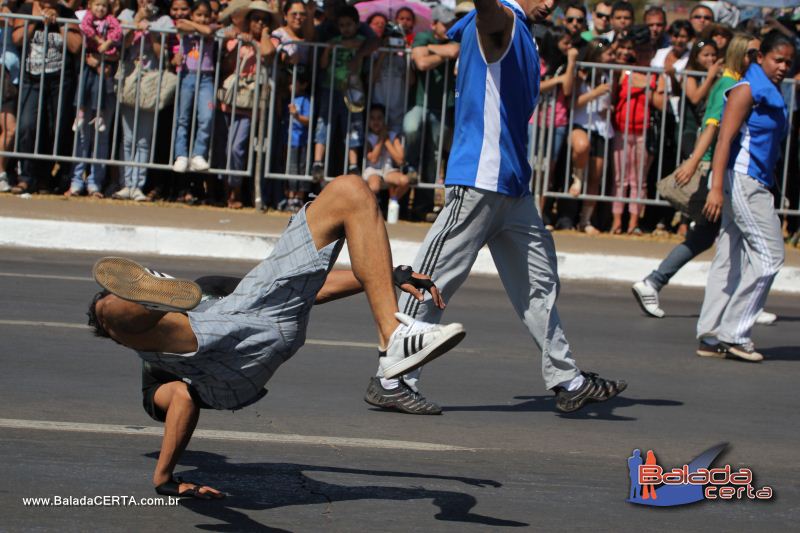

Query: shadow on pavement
<box><xmin>443</xmin><ymin>395</ymin><xmax>683</xmax><ymax>421</ymax></box>
<box><xmin>144</xmin><ymin>451</ymin><xmax>528</xmax><ymax>530</ymax></box>
<box><xmin>761</xmin><ymin>346</ymin><xmax>800</xmax><ymax>361</ymax></box>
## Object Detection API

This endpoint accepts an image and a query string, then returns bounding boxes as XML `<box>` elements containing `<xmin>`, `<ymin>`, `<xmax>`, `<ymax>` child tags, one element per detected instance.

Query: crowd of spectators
<box><xmin>0</xmin><ymin>0</ymin><xmax>797</xmax><ymax>240</ymax></box>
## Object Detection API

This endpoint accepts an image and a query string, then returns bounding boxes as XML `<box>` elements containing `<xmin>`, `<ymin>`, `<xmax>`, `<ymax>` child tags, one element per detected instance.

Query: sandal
<box><xmin>627</xmin><ymin>227</ymin><xmax>643</xmax><ymax>236</ymax></box>
<box><xmin>154</xmin><ymin>476</ymin><xmax>223</xmax><ymax>500</ymax></box>
<box><xmin>11</xmin><ymin>182</ymin><xmax>29</xmax><ymax>195</ymax></box>
<box><xmin>91</xmin><ymin>191</ymin><xmax>104</xmax><ymax>199</ymax></box>
<box><xmin>581</xmin><ymin>223</ymin><xmax>600</xmax><ymax>235</ymax></box>
<box><xmin>611</xmin><ymin>227</ymin><xmax>623</xmax><ymax>235</ymax></box>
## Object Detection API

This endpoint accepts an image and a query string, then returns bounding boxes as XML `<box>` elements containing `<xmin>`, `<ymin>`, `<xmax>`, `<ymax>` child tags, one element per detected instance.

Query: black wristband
<box><xmin>393</xmin><ymin>265</ymin><xmax>435</xmax><ymax>291</ymax></box>
<box><xmin>393</xmin><ymin>265</ymin><xmax>413</xmax><ymax>288</ymax></box>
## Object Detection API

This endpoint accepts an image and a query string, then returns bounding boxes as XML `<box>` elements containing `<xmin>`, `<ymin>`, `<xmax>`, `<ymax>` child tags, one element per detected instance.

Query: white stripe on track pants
<box><xmin>384</xmin><ymin>186</ymin><xmax>581</xmax><ymax>390</ymax></box>
<box><xmin>697</xmin><ymin>172</ymin><xmax>785</xmax><ymax>345</ymax></box>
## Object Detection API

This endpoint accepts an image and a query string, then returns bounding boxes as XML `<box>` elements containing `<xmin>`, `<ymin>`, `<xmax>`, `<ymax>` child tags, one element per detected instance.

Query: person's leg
<box><xmin>150</xmin><ymin>381</ymin><xmax>222</xmax><ymax>498</ymax></box>
<box><xmin>385</xmin><ymin>170</ymin><xmax>409</xmax><ymax>199</ymax></box>
<box><xmin>0</xmin><ymin>111</ymin><xmax>15</xmax><ymax>172</ymax></box>
<box><xmin>402</xmin><ymin>105</ymin><xmax>424</xmax><ymax>171</ymax></box>
<box><xmin>120</xmin><ymin>106</ymin><xmax>136</xmax><ymax>191</ymax></box>
<box><xmin>190</xmin><ymin>74</ymin><xmax>214</xmax><ymax>159</ymax></box>
<box><xmin>70</xmin><ymin>123</ymin><xmax>90</xmax><ymax>194</ymax></box>
<box><xmin>87</xmin><ymin>107</ymin><xmax>111</xmax><ymax>194</ymax></box>
<box><xmin>304</xmin><ymin>174</ymin><xmax>400</xmax><ymax>346</ymax></box>
<box><xmin>626</xmin><ymin>134</ymin><xmax>644</xmax><ymax>232</ymax></box>
<box><xmin>131</xmin><ymin>110</ymin><xmax>154</xmax><ymax>192</ymax></box>
<box><xmin>569</xmin><ymin>128</ymin><xmax>589</xmax><ymax>196</ymax></box>
<box><xmin>15</xmin><ymin>83</ymin><xmax>39</xmax><ymax>189</ymax></box>
<box><xmin>174</xmin><ymin>74</ymin><xmax>194</xmax><ymax>159</ymax></box>
<box><xmin>365</xmin><ymin>173</ymin><xmax>382</xmax><ymax>195</ymax></box>
<box><xmin>697</xmin><ymin>181</ymin><xmax>740</xmax><ymax>342</ymax></box>
<box><xmin>94</xmin><ymin>294</ymin><xmax>198</xmax><ymax>353</ymax></box>
<box><xmin>647</xmin><ymin>219</ymin><xmax>720</xmax><ymax>291</ymax></box>
<box><xmin>488</xmin><ymin>196</ymin><xmax>580</xmax><ymax>389</ymax></box>
<box><xmin>716</xmin><ymin>174</ymin><xmax>785</xmax><ymax>347</ymax></box>
<box><xmin>611</xmin><ymin>135</ymin><xmax>625</xmax><ymax>232</ymax></box>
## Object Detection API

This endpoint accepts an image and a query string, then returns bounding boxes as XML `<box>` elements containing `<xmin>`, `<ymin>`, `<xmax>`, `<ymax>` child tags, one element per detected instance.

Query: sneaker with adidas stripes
<box><xmin>378</xmin><ymin>312</ymin><xmax>466</xmax><ymax>379</ymax></box>
<box><xmin>92</xmin><ymin>257</ymin><xmax>202</xmax><ymax>312</ymax></box>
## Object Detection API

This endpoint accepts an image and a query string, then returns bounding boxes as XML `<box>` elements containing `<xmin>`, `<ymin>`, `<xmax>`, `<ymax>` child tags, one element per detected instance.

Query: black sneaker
<box><xmin>364</xmin><ymin>377</ymin><xmax>442</xmax><ymax>415</ymax></box>
<box><xmin>554</xmin><ymin>372</ymin><xmax>627</xmax><ymax>413</ymax></box>
<box><xmin>696</xmin><ymin>341</ymin><xmax>727</xmax><ymax>358</ymax></box>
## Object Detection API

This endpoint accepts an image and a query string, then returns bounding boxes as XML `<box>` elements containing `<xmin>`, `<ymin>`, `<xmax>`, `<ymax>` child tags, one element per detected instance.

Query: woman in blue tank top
<box><xmin>695</xmin><ymin>31</ymin><xmax>795</xmax><ymax>362</ymax></box>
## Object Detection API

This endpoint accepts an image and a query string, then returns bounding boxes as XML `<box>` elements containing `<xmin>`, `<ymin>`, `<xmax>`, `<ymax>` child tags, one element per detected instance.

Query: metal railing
<box><xmin>0</xmin><ymin>14</ymin><xmax>797</xmax><ymax>220</ymax></box>
<box><xmin>0</xmin><ymin>12</ymin><xmax>265</xmax><ymax>179</ymax></box>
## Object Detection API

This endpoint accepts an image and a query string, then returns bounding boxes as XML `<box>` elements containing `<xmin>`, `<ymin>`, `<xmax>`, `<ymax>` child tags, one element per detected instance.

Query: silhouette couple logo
<box><xmin>628</xmin><ymin>449</ymin><xmax>658</xmax><ymax>500</ymax></box>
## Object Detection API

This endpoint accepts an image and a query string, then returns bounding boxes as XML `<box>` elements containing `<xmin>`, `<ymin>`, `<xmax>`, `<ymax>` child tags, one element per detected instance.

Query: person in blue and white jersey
<box><xmin>365</xmin><ymin>0</ymin><xmax>627</xmax><ymax>415</ymax></box>
<box><xmin>696</xmin><ymin>30</ymin><xmax>795</xmax><ymax>362</ymax></box>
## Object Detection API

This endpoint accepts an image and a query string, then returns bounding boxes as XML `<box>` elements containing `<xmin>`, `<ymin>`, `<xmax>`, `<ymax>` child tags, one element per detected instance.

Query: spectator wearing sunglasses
<box><xmin>689</xmin><ymin>3</ymin><xmax>715</xmax><ymax>36</ymax></box>
<box><xmin>581</xmin><ymin>0</ymin><xmax>611</xmax><ymax>42</ymax></box>
<box><xmin>561</xmin><ymin>2</ymin><xmax>587</xmax><ymax>41</ymax></box>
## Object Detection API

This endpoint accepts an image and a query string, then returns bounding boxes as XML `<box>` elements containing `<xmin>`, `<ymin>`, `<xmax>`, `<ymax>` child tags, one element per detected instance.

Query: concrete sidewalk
<box><xmin>1</xmin><ymin>194</ymin><xmax>799</xmax><ymax>292</ymax></box>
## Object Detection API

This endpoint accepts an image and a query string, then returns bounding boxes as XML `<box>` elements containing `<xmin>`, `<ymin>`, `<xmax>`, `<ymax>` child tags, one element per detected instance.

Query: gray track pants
<box><xmin>386</xmin><ymin>186</ymin><xmax>580</xmax><ymax>390</ymax></box>
<box><xmin>697</xmin><ymin>172</ymin><xmax>784</xmax><ymax>345</ymax></box>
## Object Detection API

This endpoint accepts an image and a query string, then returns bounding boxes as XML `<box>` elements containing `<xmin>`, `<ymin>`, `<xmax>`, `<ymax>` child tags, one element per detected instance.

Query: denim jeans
<box><xmin>121</xmin><ymin>104</ymin><xmax>154</xmax><ymax>191</ymax></box>
<box><xmin>220</xmin><ymin>113</ymin><xmax>250</xmax><ymax>188</ymax></box>
<box><xmin>647</xmin><ymin>218</ymin><xmax>721</xmax><ymax>290</ymax></box>
<box><xmin>175</xmin><ymin>71</ymin><xmax>214</xmax><ymax>159</ymax></box>
<box><xmin>71</xmin><ymin>107</ymin><xmax>112</xmax><ymax>193</ymax></box>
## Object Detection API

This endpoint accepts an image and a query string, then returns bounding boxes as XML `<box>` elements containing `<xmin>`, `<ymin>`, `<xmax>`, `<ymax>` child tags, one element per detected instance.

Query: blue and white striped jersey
<box><xmin>445</xmin><ymin>0</ymin><xmax>540</xmax><ymax>197</ymax></box>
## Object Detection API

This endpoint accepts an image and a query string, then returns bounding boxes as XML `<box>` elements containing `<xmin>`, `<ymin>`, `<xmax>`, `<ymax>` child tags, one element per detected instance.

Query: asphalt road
<box><xmin>0</xmin><ymin>248</ymin><xmax>798</xmax><ymax>532</ymax></box>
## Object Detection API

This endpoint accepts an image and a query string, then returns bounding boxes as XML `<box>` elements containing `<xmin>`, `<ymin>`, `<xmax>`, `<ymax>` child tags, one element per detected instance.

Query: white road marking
<box><xmin>0</xmin><ymin>320</ymin><xmax>477</xmax><ymax>352</ymax></box>
<box><xmin>0</xmin><ymin>418</ymin><xmax>475</xmax><ymax>451</ymax></box>
<box><xmin>0</xmin><ymin>319</ymin><xmax>90</xmax><ymax>330</ymax></box>
<box><xmin>0</xmin><ymin>272</ymin><xmax>93</xmax><ymax>282</ymax></box>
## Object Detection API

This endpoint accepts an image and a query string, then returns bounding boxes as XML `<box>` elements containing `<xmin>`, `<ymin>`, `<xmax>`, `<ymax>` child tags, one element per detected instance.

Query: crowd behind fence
<box><xmin>0</xmin><ymin>9</ymin><xmax>798</xmax><ymax>233</ymax></box>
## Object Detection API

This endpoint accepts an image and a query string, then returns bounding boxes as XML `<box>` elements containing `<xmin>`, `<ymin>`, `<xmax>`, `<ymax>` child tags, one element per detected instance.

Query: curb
<box><xmin>2</xmin><ymin>216</ymin><xmax>798</xmax><ymax>293</ymax></box>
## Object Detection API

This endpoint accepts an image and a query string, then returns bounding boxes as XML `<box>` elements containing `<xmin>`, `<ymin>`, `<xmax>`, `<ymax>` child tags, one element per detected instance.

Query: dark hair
<box><xmin>688</xmin><ymin>39</ymin><xmax>718</xmax><ymax>71</ymax></box>
<box><xmin>336</xmin><ymin>5</ymin><xmax>359</xmax><ymax>24</ymax></box>
<box><xmin>395</xmin><ymin>6</ymin><xmax>415</xmax><ymax>22</ymax></box>
<box><xmin>668</xmin><ymin>19</ymin><xmax>694</xmax><ymax>39</ymax></box>
<box><xmin>191</xmin><ymin>0</ymin><xmax>210</xmax><ymax>14</ymax></box>
<box><xmin>87</xmin><ymin>290</ymin><xmax>112</xmax><ymax>339</ymax></box>
<box><xmin>367</xmin><ymin>12</ymin><xmax>388</xmax><ymax>25</ymax></box>
<box><xmin>579</xmin><ymin>38</ymin><xmax>611</xmax><ymax>65</ymax></box>
<box><xmin>690</xmin><ymin>3</ymin><xmax>714</xmax><ymax>19</ymax></box>
<box><xmin>644</xmin><ymin>6</ymin><xmax>665</xmax><ymax>20</ymax></box>
<box><xmin>370</xmin><ymin>102</ymin><xmax>386</xmax><ymax>115</ymax></box>
<box><xmin>282</xmin><ymin>0</ymin><xmax>305</xmax><ymax>15</ymax></box>
<box><xmin>760</xmin><ymin>29</ymin><xmax>797</xmax><ymax>56</ymax></box>
<box><xmin>564</xmin><ymin>2</ymin><xmax>587</xmax><ymax>17</ymax></box>
<box><xmin>539</xmin><ymin>26</ymin><xmax>568</xmax><ymax>72</ymax></box>
<box><xmin>611</xmin><ymin>1</ymin><xmax>634</xmax><ymax>17</ymax></box>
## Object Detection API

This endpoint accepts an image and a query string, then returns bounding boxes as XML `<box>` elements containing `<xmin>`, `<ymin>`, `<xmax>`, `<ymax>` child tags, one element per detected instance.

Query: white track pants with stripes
<box><xmin>697</xmin><ymin>172</ymin><xmax>784</xmax><ymax>345</ymax></box>
<box><xmin>385</xmin><ymin>185</ymin><xmax>581</xmax><ymax>390</ymax></box>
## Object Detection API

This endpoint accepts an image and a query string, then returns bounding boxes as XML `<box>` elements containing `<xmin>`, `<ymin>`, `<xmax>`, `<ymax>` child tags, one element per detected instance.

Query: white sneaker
<box><xmin>173</xmin><ymin>156</ymin><xmax>189</xmax><ymax>173</ymax></box>
<box><xmin>189</xmin><ymin>155</ymin><xmax>210</xmax><ymax>172</ymax></box>
<box><xmin>379</xmin><ymin>312</ymin><xmax>466</xmax><ymax>379</ymax></box>
<box><xmin>0</xmin><ymin>172</ymin><xmax>10</xmax><ymax>193</ymax></box>
<box><xmin>632</xmin><ymin>280</ymin><xmax>664</xmax><ymax>318</ymax></box>
<box><xmin>112</xmin><ymin>186</ymin><xmax>131</xmax><ymax>200</ymax></box>
<box><xmin>131</xmin><ymin>188</ymin><xmax>148</xmax><ymax>202</ymax></box>
<box><xmin>755</xmin><ymin>311</ymin><xmax>777</xmax><ymax>326</ymax></box>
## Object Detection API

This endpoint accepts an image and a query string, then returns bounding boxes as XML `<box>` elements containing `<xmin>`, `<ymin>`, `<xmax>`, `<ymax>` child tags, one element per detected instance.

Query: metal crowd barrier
<box><xmin>537</xmin><ymin>61</ymin><xmax>800</xmax><ymax>218</ymax></box>
<box><xmin>262</xmin><ymin>40</ymin><xmax>452</xmax><ymax>190</ymax></box>
<box><xmin>0</xmin><ymin>13</ymin><xmax>265</xmax><ymax>178</ymax></box>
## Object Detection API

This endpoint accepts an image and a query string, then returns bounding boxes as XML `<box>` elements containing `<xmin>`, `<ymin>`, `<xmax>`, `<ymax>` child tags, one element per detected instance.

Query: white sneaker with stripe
<box><xmin>379</xmin><ymin>313</ymin><xmax>466</xmax><ymax>379</ymax></box>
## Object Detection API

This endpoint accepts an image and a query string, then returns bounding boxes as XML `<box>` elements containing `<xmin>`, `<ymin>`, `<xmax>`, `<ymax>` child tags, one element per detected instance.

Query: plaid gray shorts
<box><xmin>139</xmin><ymin>205</ymin><xmax>344</xmax><ymax>410</ymax></box>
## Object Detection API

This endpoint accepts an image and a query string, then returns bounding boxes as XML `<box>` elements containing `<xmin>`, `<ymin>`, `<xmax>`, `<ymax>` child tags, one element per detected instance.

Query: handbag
<box><xmin>657</xmin><ymin>161</ymin><xmax>711</xmax><ymax>221</ymax></box>
<box><xmin>217</xmin><ymin>59</ymin><xmax>259</xmax><ymax>110</ymax></box>
<box><xmin>119</xmin><ymin>62</ymin><xmax>178</xmax><ymax>112</ymax></box>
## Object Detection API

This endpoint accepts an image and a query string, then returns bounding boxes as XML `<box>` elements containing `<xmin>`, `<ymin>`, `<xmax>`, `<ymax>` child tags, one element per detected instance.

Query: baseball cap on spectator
<box><xmin>432</xmin><ymin>5</ymin><xmax>456</xmax><ymax>24</ymax></box>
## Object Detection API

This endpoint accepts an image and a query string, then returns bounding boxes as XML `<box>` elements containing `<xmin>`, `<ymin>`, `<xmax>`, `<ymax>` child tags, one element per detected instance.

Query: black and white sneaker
<box><xmin>554</xmin><ymin>372</ymin><xmax>627</xmax><ymax>413</ymax></box>
<box><xmin>92</xmin><ymin>257</ymin><xmax>202</xmax><ymax>312</ymax></box>
<box><xmin>379</xmin><ymin>313</ymin><xmax>466</xmax><ymax>379</ymax></box>
<box><xmin>364</xmin><ymin>377</ymin><xmax>442</xmax><ymax>415</ymax></box>
<box><xmin>696</xmin><ymin>340</ymin><xmax>727</xmax><ymax>358</ymax></box>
